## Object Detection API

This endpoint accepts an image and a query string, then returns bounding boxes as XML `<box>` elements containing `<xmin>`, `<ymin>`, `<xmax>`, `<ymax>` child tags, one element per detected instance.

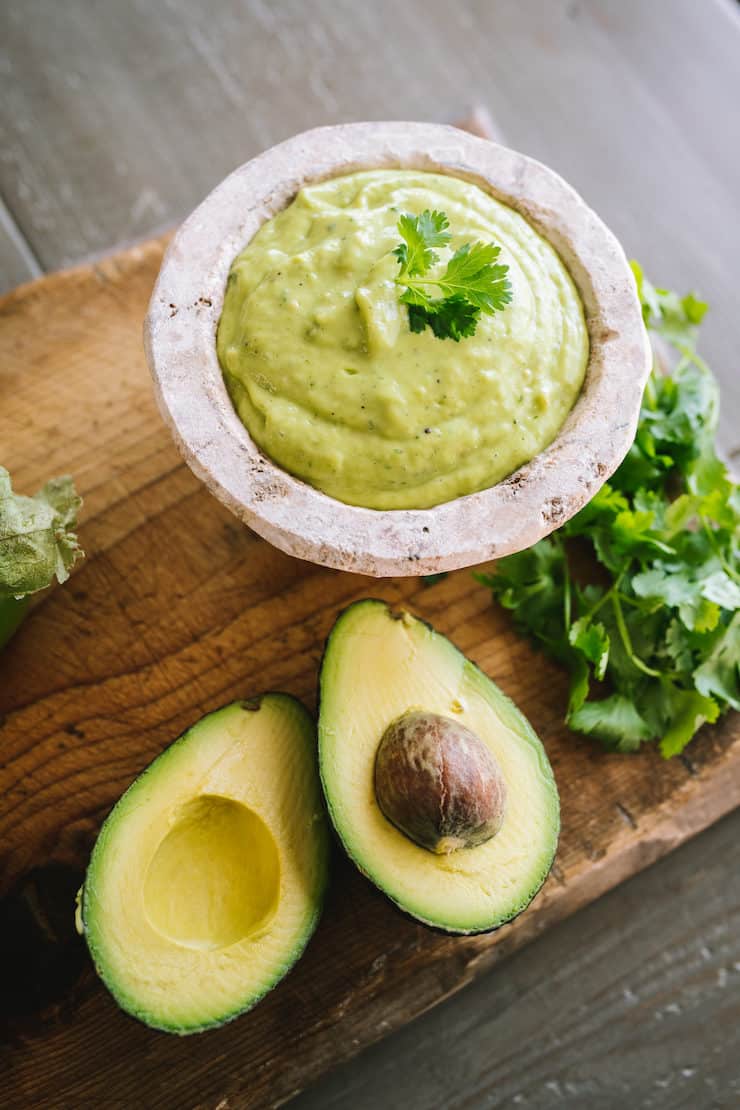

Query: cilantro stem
<box><xmin>553</xmin><ymin>534</ymin><xmax>572</xmax><ymax>632</ymax></box>
<box><xmin>393</xmin><ymin>276</ymin><xmax>468</xmax><ymax>293</ymax></box>
<box><xmin>583</xmin><ymin>588</ymin><xmax>613</xmax><ymax>620</ymax></box>
<box><xmin>643</xmin><ymin>372</ymin><xmax>658</xmax><ymax>409</ymax></box>
<box><xmin>563</xmin><ymin>566</ymin><xmax>572</xmax><ymax>632</ymax></box>
<box><xmin>611</xmin><ymin>591</ymin><xmax>663</xmax><ymax>678</ymax></box>
<box><xmin>700</xmin><ymin>516</ymin><xmax>740</xmax><ymax>583</ymax></box>
<box><xmin>580</xmin><ymin>567</ymin><xmax>628</xmax><ymax>624</ymax></box>
<box><xmin>676</xmin><ymin>344</ymin><xmax>712</xmax><ymax>375</ymax></box>
<box><xmin>618</xmin><ymin>593</ymin><xmax>651</xmax><ymax>609</ymax></box>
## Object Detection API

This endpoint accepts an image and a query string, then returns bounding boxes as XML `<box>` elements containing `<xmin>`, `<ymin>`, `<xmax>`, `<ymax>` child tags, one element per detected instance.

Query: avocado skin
<box><xmin>80</xmin><ymin>693</ymin><xmax>330</xmax><ymax>1035</ymax></box>
<box><xmin>317</xmin><ymin>599</ymin><xmax>560</xmax><ymax>936</ymax></box>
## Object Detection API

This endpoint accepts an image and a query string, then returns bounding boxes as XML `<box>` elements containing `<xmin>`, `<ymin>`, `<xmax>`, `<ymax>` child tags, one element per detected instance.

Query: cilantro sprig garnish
<box><xmin>393</xmin><ymin>209</ymin><xmax>512</xmax><ymax>341</ymax></box>
<box><xmin>477</xmin><ymin>263</ymin><xmax>739</xmax><ymax>758</ymax></box>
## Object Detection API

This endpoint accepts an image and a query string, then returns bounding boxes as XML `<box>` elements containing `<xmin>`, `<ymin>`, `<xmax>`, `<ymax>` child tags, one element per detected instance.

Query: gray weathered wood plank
<box><xmin>291</xmin><ymin>806</ymin><xmax>740</xmax><ymax>1110</ymax></box>
<box><xmin>0</xmin><ymin>0</ymin><xmax>738</xmax><ymax>445</ymax></box>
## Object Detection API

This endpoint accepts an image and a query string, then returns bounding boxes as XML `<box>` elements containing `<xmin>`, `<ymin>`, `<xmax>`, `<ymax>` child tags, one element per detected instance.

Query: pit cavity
<box><xmin>143</xmin><ymin>794</ymin><xmax>280</xmax><ymax>950</ymax></box>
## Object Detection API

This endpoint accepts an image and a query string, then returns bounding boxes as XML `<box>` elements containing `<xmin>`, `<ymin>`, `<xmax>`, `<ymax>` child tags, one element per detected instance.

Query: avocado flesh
<box><xmin>319</xmin><ymin>600</ymin><xmax>560</xmax><ymax>934</ymax></box>
<box><xmin>81</xmin><ymin>695</ymin><xmax>329</xmax><ymax>1033</ymax></box>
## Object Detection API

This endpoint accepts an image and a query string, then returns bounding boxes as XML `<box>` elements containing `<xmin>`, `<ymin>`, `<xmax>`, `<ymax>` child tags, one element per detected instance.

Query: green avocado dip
<box><xmin>217</xmin><ymin>170</ymin><xmax>589</xmax><ymax>510</ymax></box>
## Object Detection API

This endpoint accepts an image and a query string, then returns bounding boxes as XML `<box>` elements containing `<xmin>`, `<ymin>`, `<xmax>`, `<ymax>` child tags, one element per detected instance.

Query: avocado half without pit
<box><xmin>78</xmin><ymin>695</ymin><xmax>329</xmax><ymax>1034</ymax></box>
<box><xmin>319</xmin><ymin>600</ymin><xmax>560</xmax><ymax>934</ymax></box>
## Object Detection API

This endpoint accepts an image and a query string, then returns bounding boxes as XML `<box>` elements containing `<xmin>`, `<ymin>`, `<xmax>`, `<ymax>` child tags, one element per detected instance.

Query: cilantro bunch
<box><xmin>393</xmin><ymin>210</ymin><xmax>512</xmax><ymax>341</ymax></box>
<box><xmin>477</xmin><ymin>263</ymin><xmax>739</xmax><ymax>757</ymax></box>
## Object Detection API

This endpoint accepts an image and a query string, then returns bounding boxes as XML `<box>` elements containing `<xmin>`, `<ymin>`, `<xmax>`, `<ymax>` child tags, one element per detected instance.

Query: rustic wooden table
<box><xmin>1</xmin><ymin>1</ymin><xmax>739</xmax><ymax>1107</ymax></box>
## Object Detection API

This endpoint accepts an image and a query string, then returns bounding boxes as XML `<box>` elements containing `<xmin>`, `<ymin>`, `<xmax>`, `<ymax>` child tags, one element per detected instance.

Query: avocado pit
<box><xmin>374</xmin><ymin>711</ymin><xmax>507</xmax><ymax>854</ymax></box>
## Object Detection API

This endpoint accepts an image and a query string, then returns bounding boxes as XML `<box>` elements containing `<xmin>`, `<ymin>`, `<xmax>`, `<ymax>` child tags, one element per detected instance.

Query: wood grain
<box><xmin>1</xmin><ymin>236</ymin><xmax>738</xmax><ymax>1108</ymax></box>
<box><xmin>1</xmin><ymin>0</ymin><xmax>738</xmax><ymax>451</ymax></box>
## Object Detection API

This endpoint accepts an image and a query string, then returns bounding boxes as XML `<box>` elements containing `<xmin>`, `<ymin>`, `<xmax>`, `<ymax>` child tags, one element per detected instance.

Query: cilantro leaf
<box><xmin>680</xmin><ymin>596</ymin><xmax>721</xmax><ymax>634</ymax></box>
<box><xmin>393</xmin><ymin>210</ymin><xmax>451</xmax><ymax>278</ymax></box>
<box><xmin>632</xmin><ymin>565</ymin><xmax>703</xmax><ymax>611</ymax></box>
<box><xmin>694</xmin><ymin>614</ymin><xmax>740</xmax><ymax>711</ymax></box>
<box><xmin>429</xmin><ymin>242</ymin><xmax>512</xmax><ymax>313</ymax></box>
<box><xmin>393</xmin><ymin>210</ymin><xmax>512</xmax><ymax>340</ymax></box>
<box><xmin>569</xmin><ymin>617</ymin><xmax>610</xmax><ymax>680</ymax></box>
<box><xmin>568</xmin><ymin>695</ymin><xmax>653</xmax><ymax>752</ymax></box>
<box><xmin>658</xmin><ymin>688</ymin><xmax>720</xmax><ymax>758</ymax></box>
<box><xmin>630</xmin><ymin>260</ymin><xmax>707</xmax><ymax>348</ymax></box>
<box><xmin>477</xmin><ymin>539</ymin><xmax>568</xmax><ymax>654</ymax></box>
<box><xmin>567</xmin><ymin>654</ymin><xmax>591</xmax><ymax>717</ymax></box>
<box><xmin>702</xmin><ymin>570</ymin><xmax>740</xmax><ymax>610</ymax></box>
<box><xmin>407</xmin><ymin>296</ymin><xmax>481</xmax><ymax>342</ymax></box>
<box><xmin>478</xmin><ymin>264</ymin><xmax>738</xmax><ymax>757</ymax></box>
<box><xmin>663</xmin><ymin>618</ymin><xmax>695</xmax><ymax>673</ymax></box>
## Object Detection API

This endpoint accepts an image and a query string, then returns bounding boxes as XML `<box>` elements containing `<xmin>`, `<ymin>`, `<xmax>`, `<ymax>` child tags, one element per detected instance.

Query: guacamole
<box><xmin>217</xmin><ymin>170</ymin><xmax>589</xmax><ymax>510</ymax></box>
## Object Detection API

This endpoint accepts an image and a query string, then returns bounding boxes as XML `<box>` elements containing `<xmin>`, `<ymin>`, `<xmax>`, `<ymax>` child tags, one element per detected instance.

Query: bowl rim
<box><xmin>144</xmin><ymin>121</ymin><xmax>651</xmax><ymax>577</ymax></box>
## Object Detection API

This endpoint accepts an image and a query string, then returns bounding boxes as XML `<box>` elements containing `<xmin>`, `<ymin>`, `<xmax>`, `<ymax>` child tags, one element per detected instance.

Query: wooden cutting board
<box><xmin>1</xmin><ymin>231</ymin><xmax>739</xmax><ymax>1109</ymax></box>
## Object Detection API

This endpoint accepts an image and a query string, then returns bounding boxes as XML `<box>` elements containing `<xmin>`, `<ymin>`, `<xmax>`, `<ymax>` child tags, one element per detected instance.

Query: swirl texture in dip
<box><xmin>217</xmin><ymin>170</ymin><xmax>589</xmax><ymax>510</ymax></box>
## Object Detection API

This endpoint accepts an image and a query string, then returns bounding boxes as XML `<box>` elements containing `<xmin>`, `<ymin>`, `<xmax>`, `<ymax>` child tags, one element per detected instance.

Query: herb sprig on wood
<box><xmin>0</xmin><ymin>467</ymin><xmax>83</xmax><ymax>648</ymax></box>
<box><xmin>477</xmin><ymin>264</ymin><xmax>739</xmax><ymax>757</ymax></box>
<box><xmin>393</xmin><ymin>209</ymin><xmax>512</xmax><ymax>341</ymax></box>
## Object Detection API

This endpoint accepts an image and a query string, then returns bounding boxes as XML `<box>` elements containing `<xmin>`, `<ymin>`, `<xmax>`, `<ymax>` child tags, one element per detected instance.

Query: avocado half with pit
<box><xmin>318</xmin><ymin>600</ymin><xmax>560</xmax><ymax>934</ymax></box>
<box><xmin>78</xmin><ymin>695</ymin><xmax>329</xmax><ymax>1034</ymax></box>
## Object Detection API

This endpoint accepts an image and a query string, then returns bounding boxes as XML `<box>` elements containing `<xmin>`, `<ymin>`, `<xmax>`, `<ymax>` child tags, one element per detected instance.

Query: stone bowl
<box><xmin>144</xmin><ymin>122</ymin><xmax>650</xmax><ymax>577</ymax></box>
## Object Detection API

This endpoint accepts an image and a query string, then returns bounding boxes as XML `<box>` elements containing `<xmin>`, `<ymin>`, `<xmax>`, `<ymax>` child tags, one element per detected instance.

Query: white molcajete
<box><xmin>144</xmin><ymin>122</ymin><xmax>650</xmax><ymax>577</ymax></box>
